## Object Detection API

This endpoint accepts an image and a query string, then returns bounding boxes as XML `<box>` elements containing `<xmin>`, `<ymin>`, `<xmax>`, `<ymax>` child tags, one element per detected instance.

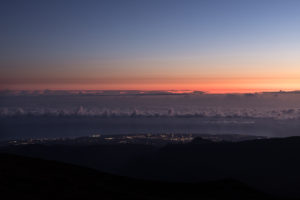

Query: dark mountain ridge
<box><xmin>2</xmin><ymin>137</ymin><xmax>300</xmax><ymax>198</ymax></box>
<box><xmin>0</xmin><ymin>153</ymin><xmax>274</xmax><ymax>200</ymax></box>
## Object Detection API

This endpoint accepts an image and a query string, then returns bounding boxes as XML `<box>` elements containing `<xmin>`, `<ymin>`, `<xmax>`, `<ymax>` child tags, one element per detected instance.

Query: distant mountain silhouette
<box><xmin>2</xmin><ymin>137</ymin><xmax>300</xmax><ymax>198</ymax></box>
<box><xmin>190</xmin><ymin>137</ymin><xmax>215</xmax><ymax>144</ymax></box>
<box><xmin>0</xmin><ymin>153</ymin><xmax>274</xmax><ymax>200</ymax></box>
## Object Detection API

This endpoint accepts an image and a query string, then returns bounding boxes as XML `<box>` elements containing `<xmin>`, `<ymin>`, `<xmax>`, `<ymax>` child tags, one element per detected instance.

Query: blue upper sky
<box><xmin>1</xmin><ymin>0</ymin><xmax>299</xmax><ymax>59</ymax></box>
<box><xmin>1</xmin><ymin>0</ymin><xmax>300</xmax><ymax>92</ymax></box>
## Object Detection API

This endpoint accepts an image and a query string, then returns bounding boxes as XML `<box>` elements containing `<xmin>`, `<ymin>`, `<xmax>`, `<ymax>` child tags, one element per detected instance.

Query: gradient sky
<box><xmin>1</xmin><ymin>0</ymin><xmax>300</xmax><ymax>92</ymax></box>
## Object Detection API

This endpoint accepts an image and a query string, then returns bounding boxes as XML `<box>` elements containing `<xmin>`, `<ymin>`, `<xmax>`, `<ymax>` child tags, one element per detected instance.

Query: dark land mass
<box><xmin>0</xmin><ymin>153</ymin><xmax>274</xmax><ymax>200</ymax></box>
<box><xmin>2</xmin><ymin>137</ymin><xmax>300</xmax><ymax>199</ymax></box>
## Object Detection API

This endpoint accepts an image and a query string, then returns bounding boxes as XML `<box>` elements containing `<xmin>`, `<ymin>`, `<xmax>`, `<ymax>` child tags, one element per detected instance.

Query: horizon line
<box><xmin>1</xmin><ymin>89</ymin><xmax>300</xmax><ymax>95</ymax></box>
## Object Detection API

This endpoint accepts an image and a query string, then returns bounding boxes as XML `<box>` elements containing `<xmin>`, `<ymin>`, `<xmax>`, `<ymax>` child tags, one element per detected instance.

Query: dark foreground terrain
<box><xmin>0</xmin><ymin>153</ymin><xmax>275</xmax><ymax>200</ymax></box>
<box><xmin>2</xmin><ymin>136</ymin><xmax>300</xmax><ymax>199</ymax></box>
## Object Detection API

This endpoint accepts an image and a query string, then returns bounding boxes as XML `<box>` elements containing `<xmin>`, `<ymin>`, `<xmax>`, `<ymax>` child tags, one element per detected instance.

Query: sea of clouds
<box><xmin>1</xmin><ymin>90</ymin><xmax>300</xmax><ymax>139</ymax></box>
<box><xmin>1</xmin><ymin>90</ymin><xmax>300</xmax><ymax>120</ymax></box>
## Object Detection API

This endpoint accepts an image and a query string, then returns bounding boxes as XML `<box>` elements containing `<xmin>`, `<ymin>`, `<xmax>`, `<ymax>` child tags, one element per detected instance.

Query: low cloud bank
<box><xmin>1</xmin><ymin>106</ymin><xmax>300</xmax><ymax>120</ymax></box>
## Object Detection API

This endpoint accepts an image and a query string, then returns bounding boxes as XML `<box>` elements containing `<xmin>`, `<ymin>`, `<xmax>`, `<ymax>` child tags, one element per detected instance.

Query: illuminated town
<box><xmin>1</xmin><ymin>133</ymin><xmax>266</xmax><ymax>147</ymax></box>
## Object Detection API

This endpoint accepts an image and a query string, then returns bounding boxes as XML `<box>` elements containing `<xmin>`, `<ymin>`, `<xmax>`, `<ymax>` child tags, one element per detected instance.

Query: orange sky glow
<box><xmin>2</xmin><ymin>77</ymin><xmax>300</xmax><ymax>94</ymax></box>
<box><xmin>1</xmin><ymin>58</ymin><xmax>300</xmax><ymax>93</ymax></box>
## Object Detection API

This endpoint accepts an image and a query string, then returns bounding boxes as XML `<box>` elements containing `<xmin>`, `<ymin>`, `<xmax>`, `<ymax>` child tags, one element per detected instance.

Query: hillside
<box><xmin>0</xmin><ymin>153</ymin><xmax>275</xmax><ymax>200</ymax></box>
<box><xmin>2</xmin><ymin>137</ymin><xmax>300</xmax><ymax>198</ymax></box>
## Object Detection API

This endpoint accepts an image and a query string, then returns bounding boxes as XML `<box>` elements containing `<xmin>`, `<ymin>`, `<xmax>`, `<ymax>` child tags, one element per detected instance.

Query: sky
<box><xmin>1</xmin><ymin>0</ymin><xmax>300</xmax><ymax>93</ymax></box>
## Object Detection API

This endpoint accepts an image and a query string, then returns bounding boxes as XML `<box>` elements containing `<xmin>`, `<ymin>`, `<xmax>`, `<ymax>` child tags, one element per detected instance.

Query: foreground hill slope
<box><xmin>0</xmin><ymin>153</ymin><xmax>275</xmax><ymax>200</ymax></box>
<box><xmin>2</xmin><ymin>137</ymin><xmax>300</xmax><ymax>198</ymax></box>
